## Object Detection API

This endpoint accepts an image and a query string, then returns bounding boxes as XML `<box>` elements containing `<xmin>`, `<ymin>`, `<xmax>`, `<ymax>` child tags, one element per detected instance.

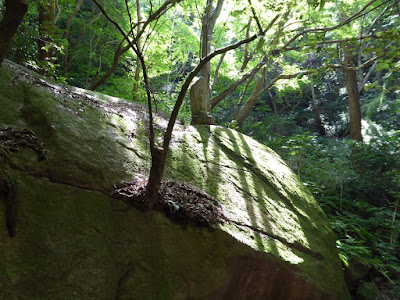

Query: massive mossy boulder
<box><xmin>0</xmin><ymin>61</ymin><xmax>350</xmax><ymax>299</ymax></box>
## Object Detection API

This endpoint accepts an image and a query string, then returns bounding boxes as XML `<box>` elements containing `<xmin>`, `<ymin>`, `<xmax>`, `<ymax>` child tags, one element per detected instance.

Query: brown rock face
<box><xmin>208</xmin><ymin>255</ymin><xmax>336</xmax><ymax>300</ymax></box>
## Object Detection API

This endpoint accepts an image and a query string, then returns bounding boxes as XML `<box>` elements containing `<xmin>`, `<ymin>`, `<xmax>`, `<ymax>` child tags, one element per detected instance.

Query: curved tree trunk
<box><xmin>0</xmin><ymin>0</ymin><xmax>28</xmax><ymax>66</ymax></box>
<box><xmin>235</xmin><ymin>68</ymin><xmax>266</xmax><ymax>127</ymax></box>
<box><xmin>199</xmin><ymin>0</ymin><xmax>224</xmax><ymax>116</ymax></box>
<box><xmin>210</xmin><ymin>13</ymin><xmax>281</xmax><ymax>110</ymax></box>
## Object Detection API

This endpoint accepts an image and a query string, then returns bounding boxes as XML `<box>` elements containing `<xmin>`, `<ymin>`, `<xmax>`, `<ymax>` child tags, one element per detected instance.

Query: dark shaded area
<box><xmin>0</xmin><ymin>127</ymin><xmax>47</xmax><ymax>237</ymax></box>
<box><xmin>0</xmin><ymin>127</ymin><xmax>47</xmax><ymax>161</ymax></box>
<box><xmin>112</xmin><ymin>179</ymin><xmax>224</xmax><ymax>226</ymax></box>
<box><xmin>0</xmin><ymin>0</ymin><xmax>28</xmax><ymax>65</ymax></box>
<box><xmin>0</xmin><ymin>169</ymin><xmax>14</xmax><ymax>237</ymax></box>
<box><xmin>208</xmin><ymin>255</ymin><xmax>337</xmax><ymax>300</ymax></box>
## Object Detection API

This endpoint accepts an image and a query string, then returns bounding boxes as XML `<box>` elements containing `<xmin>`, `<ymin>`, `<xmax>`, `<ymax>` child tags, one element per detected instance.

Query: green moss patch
<box><xmin>0</xmin><ymin>61</ymin><xmax>349</xmax><ymax>299</ymax></box>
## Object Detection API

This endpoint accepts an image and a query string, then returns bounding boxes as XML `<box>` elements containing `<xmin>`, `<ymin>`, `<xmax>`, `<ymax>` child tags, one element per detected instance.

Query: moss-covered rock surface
<box><xmin>0</xmin><ymin>61</ymin><xmax>350</xmax><ymax>299</ymax></box>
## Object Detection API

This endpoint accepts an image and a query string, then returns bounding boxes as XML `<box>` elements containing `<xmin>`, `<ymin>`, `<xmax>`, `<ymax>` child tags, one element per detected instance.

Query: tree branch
<box><xmin>247</xmin><ymin>0</ymin><xmax>263</xmax><ymax>34</ymax></box>
<box><xmin>162</xmin><ymin>26</ymin><xmax>270</xmax><ymax>155</ymax></box>
<box><xmin>92</xmin><ymin>0</ymin><xmax>155</xmax><ymax>150</ymax></box>
<box><xmin>326</xmin><ymin>54</ymin><xmax>383</xmax><ymax>71</ymax></box>
<box><xmin>63</xmin><ymin>11</ymin><xmax>100</xmax><ymax>76</ymax></box>
<box><xmin>210</xmin><ymin>57</ymin><xmax>266</xmax><ymax>108</ymax></box>
<box><xmin>233</xmin><ymin>51</ymin><xmax>388</xmax><ymax>126</ymax></box>
<box><xmin>210</xmin><ymin>52</ymin><xmax>226</xmax><ymax>92</ymax></box>
<box><xmin>283</xmin><ymin>34</ymin><xmax>378</xmax><ymax>51</ymax></box>
<box><xmin>90</xmin><ymin>0</ymin><xmax>181</xmax><ymax>90</ymax></box>
<box><xmin>281</xmin><ymin>0</ymin><xmax>380</xmax><ymax>50</ymax></box>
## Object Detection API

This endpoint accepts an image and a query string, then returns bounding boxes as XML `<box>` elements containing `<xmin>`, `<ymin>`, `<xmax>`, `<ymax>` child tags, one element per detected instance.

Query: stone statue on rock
<box><xmin>190</xmin><ymin>77</ymin><xmax>215</xmax><ymax>125</ymax></box>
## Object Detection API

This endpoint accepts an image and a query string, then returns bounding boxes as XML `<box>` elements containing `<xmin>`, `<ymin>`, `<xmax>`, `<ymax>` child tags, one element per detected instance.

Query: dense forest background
<box><xmin>1</xmin><ymin>0</ymin><xmax>399</xmax><ymax>298</ymax></box>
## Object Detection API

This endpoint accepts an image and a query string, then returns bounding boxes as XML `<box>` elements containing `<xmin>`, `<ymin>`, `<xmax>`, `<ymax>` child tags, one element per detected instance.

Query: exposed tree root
<box><xmin>0</xmin><ymin>127</ymin><xmax>47</xmax><ymax>237</ymax></box>
<box><xmin>112</xmin><ymin>180</ymin><xmax>224</xmax><ymax>226</ymax></box>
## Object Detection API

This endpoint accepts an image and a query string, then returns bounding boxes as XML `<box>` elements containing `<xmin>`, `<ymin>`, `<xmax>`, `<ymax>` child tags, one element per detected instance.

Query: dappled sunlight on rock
<box><xmin>0</xmin><ymin>62</ymin><xmax>349</xmax><ymax>299</ymax></box>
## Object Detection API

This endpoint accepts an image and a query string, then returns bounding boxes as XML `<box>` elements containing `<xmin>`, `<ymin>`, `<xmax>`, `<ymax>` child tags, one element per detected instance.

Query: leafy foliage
<box><xmin>266</xmin><ymin>133</ymin><xmax>400</xmax><ymax>297</ymax></box>
<box><xmin>1</xmin><ymin>0</ymin><xmax>400</xmax><ymax>297</ymax></box>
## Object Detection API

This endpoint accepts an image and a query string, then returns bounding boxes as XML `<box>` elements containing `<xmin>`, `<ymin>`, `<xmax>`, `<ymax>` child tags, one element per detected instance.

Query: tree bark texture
<box><xmin>0</xmin><ymin>0</ymin><xmax>28</xmax><ymax>66</ymax></box>
<box><xmin>235</xmin><ymin>68</ymin><xmax>266</xmax><ymax>127</ymax></box>
<box><xmin>133</xmin><ymin>0</ymin><xmax>142</xmax><ymax>101</ymax></box>
<box><xmin>38</xmin><ymin>0</ymin><xmax>56</xmax><ymax>73</ymax></box>
<box><xmin>344</xmin><ymin>44</ymin><xmax>363</xmax><ymax>142</ymax></box>
<box><xmin>200</xmin><ymin>0</ymin><xmax>224</xmax><ymax>85</ymax></box>
<box><xmin>144</xmin><ymin>32</ymin><xmax>263</xmax><ymax>208</ymax></box>
<box><xmin>144</xmin><ymin>148</ymin><xmax>165</xmax><ymax>207</ymax></box>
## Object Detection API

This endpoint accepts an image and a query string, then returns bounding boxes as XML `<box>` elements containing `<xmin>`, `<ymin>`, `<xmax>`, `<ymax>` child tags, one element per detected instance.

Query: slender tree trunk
<box><xmin>200</xmin><ymin>0</ymin><xmax>224</xmax><ymax>87</ymax></box>
<box><xmin>93</xmin><ymin>0</ymin><xmax>265</xmax><ymax>209</ymax></box>
<box><xmin>133</xmin><ymin>0</ymin><xmax>142</xmax><ymax>101</ymax></box>
<box><xmin>344</xmin><ymin>44</ymin><xmax>363</xmax><ymax>142</ymax></box>
<box><xmin>89</xmin><ymin>41</ymin><xmax>129</xmax><ymax>90</ymax></box>
<box><xmin>358</xmin><ymin>61</ymin><xmax>377</xmax><ymax>94</ymax></box>
<box><xmin>235</xmin><ymin>68</ymin><xmax>266</xmax><ymax>127</ymax></box>
<box><xmin>62</xmin><ymin>0</ymin><xmax>84</xmax><ymax>75</ymax></box>
<box><xmin>210</xmin><ymin>13</ymin><xmax>282</xmax><ymax>110</ymax></box>
<box><xmin>240</xmin><ymin>18</ymin><xmax>252</xmax><ymax>72</ymax></box>
<box><xmin>63</xmin><ymin>13</ymin><xmax>101</xmax><ymax>76</ymax></box>
<box><xmin>310</xmin><ymin>76</ymin><xmax>326</xmax><ymax>136</ymax></box>
<box><xmin>210</xmin><ymin>52</ymin><xmax>225</xmax><ymax>92</ymax></box>
<box><xmin>269</xmin><ymin>91</ymin><xmax>281</xmax><ymax>135</ymax></box>
<box><xmin>145</xmin><ymin>147</ymin><xmax>165</xmax><ymax>207</ymax></box>
<box><xmin>38</xmin><ymin>0</ymin><xmax>55</xmax><ymax>74</ymax></box>
<box><xmin>211</xmin><ymin>58</ymin><xmax>266</xmax><ymax>109</ymax></box>
<box><xmin>143</xmin><ymin>31</ymin><xmax>263</xmax><ymax>208</ymax></box>
<box><xmin>0</xmin><ymin>0</ymin><xmax>28</xmax><ymax>66</ymax></box>
<box><xmin>235</xmin><ymin>71</ymin><xmax>257</xmax><ymax>115</ymax></box>
<box><xmin>200</xmin><ymin>0</ymin><xmax>212</xmax><ymax>84</ymax></box>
